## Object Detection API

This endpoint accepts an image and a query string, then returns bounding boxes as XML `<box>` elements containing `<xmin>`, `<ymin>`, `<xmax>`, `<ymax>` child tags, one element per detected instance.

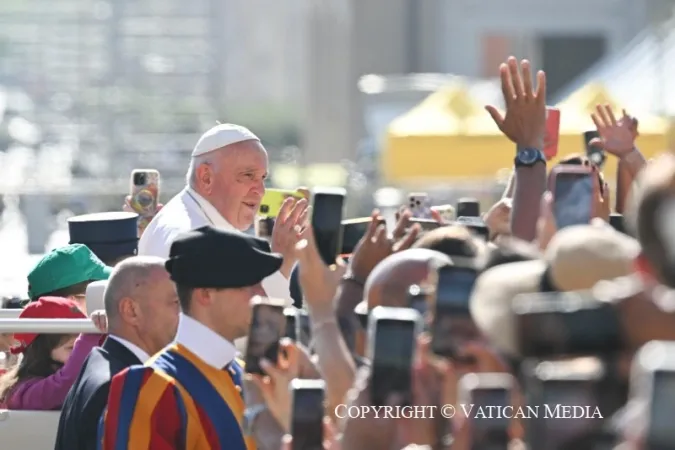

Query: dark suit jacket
<box><xmin>55</xmin><ymin>337</ymin><xmax>142</xmax><ymax>450</ymax></box>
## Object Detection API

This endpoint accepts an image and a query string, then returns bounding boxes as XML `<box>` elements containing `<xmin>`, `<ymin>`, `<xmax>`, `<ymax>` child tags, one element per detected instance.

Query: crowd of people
<box><xmin>0</xmin><ymin>55</ymin><xmax>673</xmax><ymax>449</ymax></box>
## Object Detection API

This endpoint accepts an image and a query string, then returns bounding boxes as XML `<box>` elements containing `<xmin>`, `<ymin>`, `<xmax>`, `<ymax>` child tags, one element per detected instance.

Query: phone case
<box><xmin>259</xmin><ymin>189</ymin><xmax>306</xmax><ymax>218</ymax></box>
<box><xmin>408</xmin><ymin>193</ymin><xmax>432</xmax><ymax>219</ymax></box>
<box><xmin>130</xmin><ymin>170</ymin><xmax>160</xmax><ymax>220</ymax></box>
<box><xmin>548</xmin><ymin>164</ymin><xmax>598</xmax><ymax>224</ymax></box>
<box><xmin>544</xmin><ymin>107</ymin><xmax>560</xmax><ymax>160</ymax></box>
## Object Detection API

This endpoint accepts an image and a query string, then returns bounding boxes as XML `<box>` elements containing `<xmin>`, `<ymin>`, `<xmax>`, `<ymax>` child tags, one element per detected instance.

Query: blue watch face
<box><xmin>518</xmin><ymin>149</ymin><xmax>539</xmax><ymax>164</ymax></box>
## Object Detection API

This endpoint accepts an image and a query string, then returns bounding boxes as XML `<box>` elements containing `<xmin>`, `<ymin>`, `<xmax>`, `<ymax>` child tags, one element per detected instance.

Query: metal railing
<box><xmin>0</xmin><ymin>310</ymin><xmax>21</xmax><ymax>319</ymax></box>
<box><xmin>0</xmin><ymin>319</ymin><xmax>97</xmax><ymax>334</ymax></box>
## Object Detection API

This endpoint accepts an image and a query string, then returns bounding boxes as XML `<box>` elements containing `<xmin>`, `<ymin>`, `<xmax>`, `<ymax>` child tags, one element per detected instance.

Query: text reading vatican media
<box><xmin>334</xmin><ymin>404</ymin><xmax>604</xmax><ymax>420</ymax></box>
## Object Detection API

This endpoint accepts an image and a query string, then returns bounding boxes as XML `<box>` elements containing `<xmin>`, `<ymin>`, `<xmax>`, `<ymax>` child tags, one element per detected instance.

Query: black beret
<box><xmin>68</xmin><ymin>212</ymin><xmax>139</xmax><ymax>262</ymax></box>
<box><xmin>165</xmin><ymin>226</ymin><xmax>283</xmax><ymax>289</ymax></box>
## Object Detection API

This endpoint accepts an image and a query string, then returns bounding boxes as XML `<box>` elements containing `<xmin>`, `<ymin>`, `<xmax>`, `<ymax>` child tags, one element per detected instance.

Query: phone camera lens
<box><xmin>260</xmin><ymin>204</ymin><xmax>269</xmax><ymax>214</ymax></box>
<box><xmin>134</xmin><ymin>173</ymin><xmax>146</xmax><ymax>185</ymax></box>
<box><xmin>415</xmin><ymin>201</ymin><xmax>421</xmax><ymax>206</ymax></box>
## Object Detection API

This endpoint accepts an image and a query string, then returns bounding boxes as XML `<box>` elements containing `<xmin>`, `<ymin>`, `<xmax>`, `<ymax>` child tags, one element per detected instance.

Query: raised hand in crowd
<box><xmin>90</xmin><ymin>309</ymin><xmax>108</xmax><ymax>334</ymax></box>
<box><xmin>591</xmin><ymin>105</ymin><xmax>637</xmax><ymax>158</ymax></box>
<box><xmin>350</xmin><ymin>209</ymin><xmax>420</xmax><ymax>284</ymax></box>
<box><xmin>249</xmin><ymin>339</ymin><xmax>302</xmax><ymax>433</ymax></box>
<box><xmin>272</xmin><ymin>196</ymin><xmax>309</xmax><ymax>278</ymax></box>
<box><xmin>485</xmin><ymin>56</ymin><xmax>547</xmax><ymax>149</ymax></box>
<box><xmin>483</xmin><ymin>197</ymin><xmax>512</xmax><ymax>240</ymax></box>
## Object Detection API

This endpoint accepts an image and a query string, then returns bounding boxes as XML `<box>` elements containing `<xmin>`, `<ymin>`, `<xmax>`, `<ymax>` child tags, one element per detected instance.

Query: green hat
<box><xmin>27</xmin><ymin>244</ymin><xmax>113</xmax><ymax>300</ymax></box>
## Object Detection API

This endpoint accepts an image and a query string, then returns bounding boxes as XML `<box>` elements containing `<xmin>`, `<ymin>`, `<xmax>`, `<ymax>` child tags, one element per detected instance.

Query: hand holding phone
<box><xmin>244</xmin><ymin>297</ymin><xmax>287</xmax><ymax>374</ymax></box>
<box><xmin>584</xmin><ymin>130</ymin><xmax>606</xmax><ymax>168</ymax></box>
<box><xmin>311</xmin><ymin>187</ymin><xmax>347</xmax><ymax>266</ymax></box>
<box><xmin>549</xmin><ymin>165</ymin><xmax>597</xmax><ymax>229</ymax></box>
<box><xmin>409</xmin><ymin>193</ymin><xmax>432</xmax><ymax>219</ymax></box>
<box><xmin>290</xmin><ymin>379</ymin><xmax>325</xmax><ymax>450</ymax></box>
<box><xmin>367</xmin><ymin>306</ymin><xmax>422</xmax><ymax>407</ymax></box>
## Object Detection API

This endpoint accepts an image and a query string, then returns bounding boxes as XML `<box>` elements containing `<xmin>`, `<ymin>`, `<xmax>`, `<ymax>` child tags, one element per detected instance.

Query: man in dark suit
<box><xmin>55</xmin><ymin>256</ymin><xmax>180</xmax><ymax>450</ymax></box>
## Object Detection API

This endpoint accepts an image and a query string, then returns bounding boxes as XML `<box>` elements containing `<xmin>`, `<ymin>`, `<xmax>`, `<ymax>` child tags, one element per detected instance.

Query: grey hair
<box><xmin>186</xmin><ymin>152</ymin><xmax>221</xmax><ymax>188</ymax></box>
<box><xmin>103</xmin><ymin>256</ymin><xmax>167</xmax><ymax>329</ymax></box>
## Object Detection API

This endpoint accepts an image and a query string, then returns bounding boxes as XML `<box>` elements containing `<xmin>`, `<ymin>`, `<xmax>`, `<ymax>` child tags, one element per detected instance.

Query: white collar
<box><xmin>108</xmin><ymin>335</ymin><xmax>151</xmax><ymax>363</ymax></box>
<box><xmin>175</xmin><ymin>313</ymin><xmax>237</xmax><ymax>369</ymax></box>
<box><xmin>185</xmin><ymin>187</ymin><xmax>236</xmax><ymax>231</ymax></box>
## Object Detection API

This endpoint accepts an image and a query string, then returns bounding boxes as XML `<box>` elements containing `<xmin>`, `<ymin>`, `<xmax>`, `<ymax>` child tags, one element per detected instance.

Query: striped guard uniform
<box><xmin>99</xmin><ymin>343</ymin><xmax>255</xmax><ymax>450</ymax></box>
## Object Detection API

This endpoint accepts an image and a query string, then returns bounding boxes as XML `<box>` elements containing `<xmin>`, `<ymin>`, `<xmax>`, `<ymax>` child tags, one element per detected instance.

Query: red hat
<box><xmin>11</xmin><ymin>297</ymin><xmax>86</xmax><ymax>355</ymax></box>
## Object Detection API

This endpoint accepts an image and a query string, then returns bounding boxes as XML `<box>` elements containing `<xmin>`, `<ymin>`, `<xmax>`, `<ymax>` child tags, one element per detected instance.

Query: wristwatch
<box><xmin>242</xmin><ymin>403</ymin><xmax>267</xmax><ymax>435</ymax></box>
<box><xmin>514</xmin><ymin>148</ymin><xmax>546</xmax><ymax>167</ymax></box>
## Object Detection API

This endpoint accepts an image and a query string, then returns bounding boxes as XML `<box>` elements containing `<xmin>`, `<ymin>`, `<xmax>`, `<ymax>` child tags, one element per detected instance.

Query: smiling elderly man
<box><xmin>139</xmin><ymin>123</ymin><xmax>306</xmax><ymax>300</ymax></box>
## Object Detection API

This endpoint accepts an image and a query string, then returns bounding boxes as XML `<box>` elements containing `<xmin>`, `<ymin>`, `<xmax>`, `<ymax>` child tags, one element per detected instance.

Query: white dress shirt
<box><xmin>138</xmin><ymin>187</ymin><xmax>291</xmax><ymax>301</ymax></box>
<box><xmin>108</xmin><ymin>335</ymin><xmax>151</xmax><ymax>363</ymax></box>
<box><xmin>175</xmin><ymin>313</ymin><xmax>238</xmax><ymax>368</ymax></box>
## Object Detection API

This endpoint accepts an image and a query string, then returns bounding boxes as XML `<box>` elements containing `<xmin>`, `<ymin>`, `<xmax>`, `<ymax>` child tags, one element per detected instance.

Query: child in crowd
<box><xmin>0</xmin><ymin>297</ymin><xmax>105</xmax><ymax>410</ymax></box>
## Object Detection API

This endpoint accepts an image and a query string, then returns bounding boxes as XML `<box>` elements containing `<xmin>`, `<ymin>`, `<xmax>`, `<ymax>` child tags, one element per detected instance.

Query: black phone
<box><xmin>456</xmin><ymin>216</ymin><xmax>489</xmax><ymax>241</ymax></box>
<box><xmin>457</xmin><ymin>198</ymin><xmax>480</xmax><ymax>218</ymax></box>
<box><xmin>513</xmin><ymin>291</ymin><xmax>622</xmax><ymax>358</ymax></box>
<box><xmin>367</xmin><ymin>306</ymin><xmax>422</xmax><ymax>407</ymax></box>
<box><xmin>458</xmin><ymin>373</ymin><xmax>513</xmax><ymax>449</ymax></box>
<box><xmin>608</xmin><ymin>213</ymin><xmax>626</xmax><ymax>235</ymax></box>
<box><xmin>284</xmin><ymin>307</ymin><xmax>298</xmax><ymax>341</ymax></box>
<box><xmin>629</xmin><ymin>341</ymin><xmax>675</xmax><ymax>449</ymax></box>
<box><xmin>524</xmin><ymin>358</ymin><xmax>603</xmax><ymax>450</ymax></box>
<box><xmin>290</xmin><ymin>379</ymin><xmax>325</xmax><ymax>450</ymax></box>
<box><xmin>431</xmin><ymin>266</ymin><xmax>478</xmax><ymax>357</ymax></box>
<box><xmin>341</xmin><ymin>217</ymin><xmax>386</xmax><ymax>254</ymax></box>
<box><xmin>584</xmin><ymin>130</ymin><xmax>606</xmax><ymax>168</ymax></box>
<box><xmin>244</xmin><ymin>297</ymin><xmax>287</xmax><ymax>374</ymax></box>
<box><xmin>551</xmin><ymin>169</ymin><xmax>595</xmax><ymax>229</ymax></box>
<box><xmin>311</xmin><ymin>188</ymin><xmax>346</xmax><ymax>265</ymax></box>
<box><xmin>295</xmin><ymin>309</ymin><xmax>311</xmax><ymax>347</ymax></box>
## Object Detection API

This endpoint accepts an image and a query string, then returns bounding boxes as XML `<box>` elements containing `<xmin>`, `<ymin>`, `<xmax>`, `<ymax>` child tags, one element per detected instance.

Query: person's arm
<box><xmin>510</xmin><ymin>152</ymin><xmax>547</xmax><ymax>241</ymax></box>
<box><xmin>101</xmin><ymin>367</ymin><xmax>180</xmax><ymax>450</ymax></box>
<box><xmin>7</xmin><ymin>333</ymin><xmax>101</xmax><ymax>410</ymax></box>
<box><xmin>308</xmin><ymin>302</ymin><xmax>357</xmax><ymax>412</ymax></box>
<box><xmin>615</xmin><ymin>158</ymin><xmax>632</xmax><ymax>214</ymax></box>
<box><xmin>244</xmin><ymin>379</ymin><xmax>285</xmax><ymax>450</ymax></box>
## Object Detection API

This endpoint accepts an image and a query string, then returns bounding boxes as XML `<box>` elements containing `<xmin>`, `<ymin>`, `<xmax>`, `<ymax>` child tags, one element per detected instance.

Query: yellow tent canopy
<box><xmin>384</xmin><ymin>82</ymin><xmax>515</xmax><ymax>183</ymax></box>
<box><xmin>384</xmin><ymin>81</ymin><xmax>672</xmax><ymax>184</ymax></box>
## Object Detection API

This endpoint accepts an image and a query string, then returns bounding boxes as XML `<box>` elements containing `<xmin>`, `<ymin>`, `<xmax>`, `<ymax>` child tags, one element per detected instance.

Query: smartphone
<box><xmin>244</xmin><ymin>297</ymin><xmax>287</xmax><ymax>375</ymax></box>
<box><xmin>431</xmin><ymin>265</ymin><xmax>478</xmax><ymax>357</ymax></box>
<box><xmin>629</xmin><ymin>341</ymin><xmax>675</xmax><ymax>449</ymax></box>
<box><xmin>259</xmin><ymin>189</ymin><xmax>306</xmax><ymax>218</ymax></box>
<box><xmin>544</xmin><ymin>107</ymin><xmax>561</xmax><ymax>160</ymax></box>
<box><xmin>409</xmin><ymin>193</ymin><xmax>432</xmax><ymax>219</ymax></box>
<box><xmin>431</xmin><ymin>204</ymin><xmax>455</xmax><ymax>223</ymax></box>
<box><xmin>524</xmin><ymin>358</ymin><xmax>604</xmax><ymax>449</ymax></box>
<box><xmin>285</xmin><ymin>308</ymin><xmax>312</xmax><ymax>347</ymax></box>
<box><xmin>341</xmin><ymin>217</ymin><xmax>386</xmax><ymax>254</ymax></box>
<box><xmin>458</xmin><ymin>373</ymin><xmax>514</xmax><ymax>448</ymax></box>
<box><xmin>130</xmin><ymin>169</ymin><xmax>160</xmax><ymax>218</ymax></box>
<box><xmin>311</xmin><ymin>187</ymin><xmax>347</xmax><ymax>266</ymax></box>
<box><xmin>456</xmin><ymin>198</ymin><xmax>480</xmax><ymax>218</ymax></box>
<box><xmin>549</xmin><ymin>165</ymin><xmax>596</xmax><ymax>229</ymax></box>
<box><xmin>256</xmin><ymin>217</ymin><xmax>275</xmax><ymax>239</ymax></box>
<box><xmin>367</xmin><ymin>306</ymin><xmax>422</xmax><ymax>407</ymax></box>
<box><xmin>608</xmin><ymin>213</ymin><xmax>626</xmax><ymax>235</ymax></box>
<box><xmin>408</xmin><ymin>218</ymin><xmax>441</xmax><ymax>231</ymax></box>
<box><xmin>456</xmin><ymin>216</ymin><xmax>489</xmax><ymax>241</ymax></box>
<box><xmin>513</xmin><ymin>290</ymin><xmax>622</xmax><ymax>358</ymax></box>
<box><xmin>290</xmin><ymin>379</ymin><xmax>325</xmax><ymax>450</ymax></box>
<box><xmin>584</xmin><ymin>130</ymin><xmax>606</xmax><ymax>168</ymax></box>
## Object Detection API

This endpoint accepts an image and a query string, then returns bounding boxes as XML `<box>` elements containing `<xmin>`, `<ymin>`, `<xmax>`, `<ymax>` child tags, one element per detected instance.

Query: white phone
<box><xmin>408</xmin><ymin>193</ymin><xmax>432</xmax><ymax>219</ymax></box>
